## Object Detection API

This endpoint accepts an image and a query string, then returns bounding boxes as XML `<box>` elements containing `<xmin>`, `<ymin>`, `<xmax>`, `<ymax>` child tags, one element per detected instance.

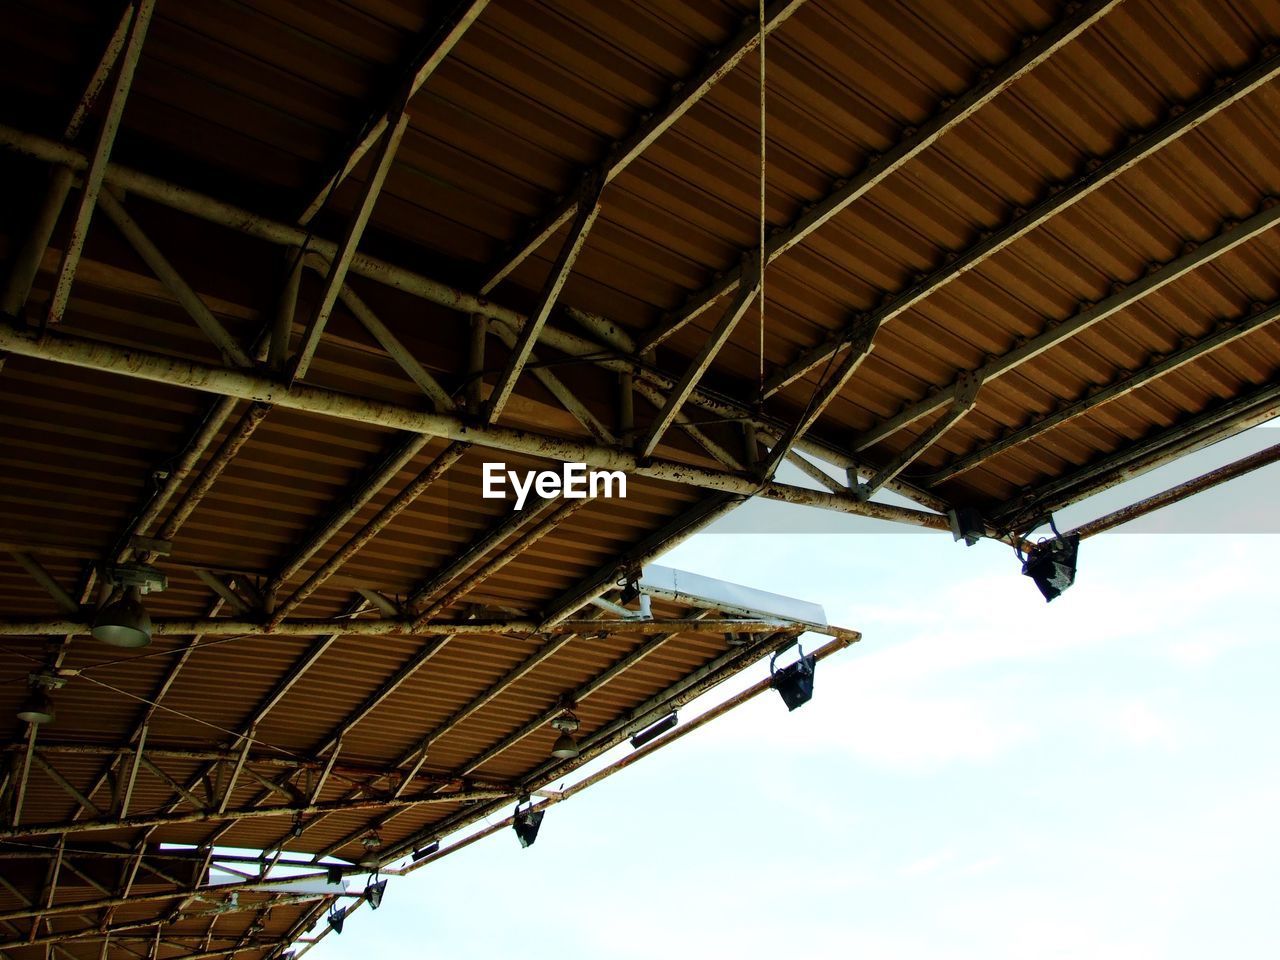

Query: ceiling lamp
<box><xmin>16</xmin><ymin>672</ymin><xmax>64</xmax><ymax>725</ymax></box>
<box><xmin>512</xmin><ymin>798</ymin><xmax>544</xmax><ymax>848</ymax></box>
<box><xmin>1019</xmin><ymin>519</ymin><xmax>1080</xmax><ymax>602</ymax></box>
<box><xmin>91</xmin><ymin>586</ymin><xmax>152</xmax><ymax>648</ymax></box>
<box><xmin>770</xmin><ymin>645</ymin><xmax>816</xmax><ymax>712</ymax></box>
<box><xmin>550</xmin><ymin>711</ymin><xmax>581</xmax><ymax>759</ymax></box>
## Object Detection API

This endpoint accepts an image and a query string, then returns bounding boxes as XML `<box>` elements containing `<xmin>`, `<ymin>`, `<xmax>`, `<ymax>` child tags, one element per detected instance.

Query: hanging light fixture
<box><xmin>327</xmin><ymin>903</ymin><xmax>344</xmax><ymax>934</ymax></box>
<box><xmin>357</xmin><ymin>832</ymin><xmax>382</xmax><ymax>870</ymax></box>
<box><xmin>91</xmin><ymin>586</ymin><xmax>153</xmax><ymax>648</ymax></box>
<box><xmin>512</xmin><ymin>797</ymin><xmax>544</xmax><ymax>848</ymax></box>
<box><xmin>16</xmin><ymin>672</ymin><xmax>63</xmax><ymax>725</ymax></box>
<box><xmin>365</xmin><ymin>877</ymin><xmax>387</xmax><ymax>910</ymax></box>
<box><xmin>1018</xmin><ymin>517</ymin><xmax>1080</xmax><ymax>602</ymax></box>
<box><xmin>549</xmin><ymin>711</ymin><xmax>581</xmax><ymax>759</ymax></box>
<box><xmin>770</xmin><ymin>645</ymin><xmax>816</xmax><ymax>711</ymax></box>
<box><xmin>16</xmin><ymin>688</ymin><xmax>55</xmax><ymax>725</ymax></box>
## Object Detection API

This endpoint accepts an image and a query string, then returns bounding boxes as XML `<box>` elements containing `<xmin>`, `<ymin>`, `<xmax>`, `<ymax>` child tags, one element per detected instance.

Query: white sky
<box><xmin>308</xmin><ymin>429</ymin><xmax>1279</xmax><ymax>959</ymax></box>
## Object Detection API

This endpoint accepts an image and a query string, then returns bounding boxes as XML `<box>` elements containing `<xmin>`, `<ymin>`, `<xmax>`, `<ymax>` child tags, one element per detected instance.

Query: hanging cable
<box><xmin>757</xmin><ymin>0</ymin><xmax>767</xmax><ymax>399</ymax></box>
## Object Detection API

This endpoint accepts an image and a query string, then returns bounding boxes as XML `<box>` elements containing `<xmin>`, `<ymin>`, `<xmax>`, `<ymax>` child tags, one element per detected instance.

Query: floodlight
<box><xmin>770</xmin><ymin>646</ymin><xmax>816</xmax><ymax>711</ymax></box>
<box><xmin>366</xmin><ymin>878</ymin><xmax>386</xmax><ymax>910</ymax></box>
<box><xmin>326</xmin><ymin>865</ymin><xmax>343</xmax><ymax>885</ymax></box>
<box><xmin>16</xmin><ymin>688</ymin><xmax>55</xmax><ymax>725</ymax></box>
<box><xmin>91</xmin><ymin>586</ymin><xmax>152</xmax><ymax>647</ymax></box>
<box><xmin>1020</xmin><ymin>525</ymin><xmax>1080</xmax><ymax>602</ymax></box>
<box><xmin>630</xmin><ymin>712</ymin><xmax>678</xmax><ymax>749</ymax></box>
<box><xmin>327</xmin><ymin>905</ymin><xmax>344</xmax><ymax>934</ymax></box>
<box><xmin>512</xmin><ymin>799</ymin><xmax>544</xmax><ymax>848</ymax></box>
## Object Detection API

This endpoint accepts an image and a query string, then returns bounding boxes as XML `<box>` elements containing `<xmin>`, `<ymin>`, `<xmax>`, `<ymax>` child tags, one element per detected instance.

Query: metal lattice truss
<box><xmin>2</xmin><ymin>1</ymin><xmax>1279</xmax><ymax>957</ymax></box>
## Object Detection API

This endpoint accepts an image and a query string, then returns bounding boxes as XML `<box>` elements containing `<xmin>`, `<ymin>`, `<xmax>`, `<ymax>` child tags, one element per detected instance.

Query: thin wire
<box><xmin>757</xmin><ymin>0</ymin><xmax>767</xmax><ymax>398</ymax></box>
<box><xmin>76</xmin><ymin>673</ymin><xmax>304</xmax><ymax>761</ymax></box>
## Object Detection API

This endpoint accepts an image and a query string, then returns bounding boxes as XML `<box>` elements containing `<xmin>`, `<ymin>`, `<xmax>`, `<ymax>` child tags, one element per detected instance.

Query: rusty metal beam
<box><xmin>926</xmin><ymin>297</ymin><xmax>1280</xmax><ymax>486</ymax></box>
<box><xmin>0</xmin><ymin>320</ymin><xmax>952</xmax><ymax>530</ymax></box>
<box><xmin>0</xmin><ymin>121</ymin><xmax>950</xmax><ymax>515</ymax></box>
<box><xmin>995</xmin><ymin>377</ymin><xmax>1280</xmax><ymax>531</ymax></box>
<box><xmin>1</xmin><ymin>3</ymin><xmax>134</xmax><ymax>317</ymax></box>
<box><xmin>637</xmin><ymin>262</ymin><xmax>760</xmax><ymax>459</ymax></box>
<box><xmin>45</xmin><ymin>0</ymin><xmax>155</xmax><ymax>325</ymax></box>
<box><xmin>1069</xmin><ymin>439</ymin><xmax>1280</xmax><ymax>539</ymax></box>
<box><xmin>269</xmin><ymin>441</ymin><xmax>469</xmax><ymax>623</ymax></box>
<box><xmin>299</xmin><ymin>0</ymin><xmax>490</xmax><ymax>225</ymax></box>
<box><xmin>97</xmin><ymin>190</ymin><xmax>253</xmax><ymax>367</ymax></box>
<box><xmin>0</xmin><ymin>785</ymin><xmax>509</xmax><ymax>841</ymax></box>
<box><xmin>290</xmin><ymin>113</ymin><xmax>409</xmax><ymax>382</ymax></box>
<box><xmin>852</xmin><ymin>201</ymin><xmax>1280</xmax><ymax>453</ymax></box>
<box><xmin>764</xmin><ymin>46</ymin><xmax>1280</xmax><ymax>396</ymax></box>
<box><xmin>636</xmin><ymin>0</ymin><xmax>1120</xmax><ymax>353</ymax></box>
<box><xmin>484</xmin><ymin>174</ymin><xmax>606</xmax><ymax>423</ymax></box>
<box><xmin>855</xmin><ymin>372</ymin><xmax>982</xmax><ymax>499</ymax></box>
<box><xmin>480</xmin><ymin>0</ymin><xmax>808</xmax><ymax>294</ymax></box>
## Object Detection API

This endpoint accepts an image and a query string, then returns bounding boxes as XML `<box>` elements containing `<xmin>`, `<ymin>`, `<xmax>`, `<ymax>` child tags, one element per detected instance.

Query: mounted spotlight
<box><xmin>16</xmin><ymin>672</ymin><xmax>63</xmax><ymax>725</ymax></box>
<box><xmin>325</xmin><ymin>865</ymin><xmax>344</xmax><ymax>885</ymax></box>
<box><xmin>1019</xmin><ymin>518</ymin><xmax>1080</xmax><ymax>602</ymax></box>
<box><xmin>617</xmin><ymin>570</ymin><xmax>640</xmax><ymax>606</ymax></box>
<box><xmin>512</xmin><ymin>797</ymin><xmax>544</xmax><ymax>848</ymax></box>
<box><xmin>366</xmin><ymin>878</ymin><xmax>387</xmax><ymax>910</ymax></box>
<box><xmin>770</xmin><ymin>645</ymin><xmax>816</xmax><ymax>712</ymax></box>
<box><xmin>550</xmin><ymin>711</ymin><xmax>581</xmax><ymax>759</ymax></box>
<box><xmin>411</xmin><ymin>842</ymin><xmax>440</xmax><ymax>861</ymax></box>
<box><xmin>630</xmin><ymin>712</ymin><xmax>678</xmax><ymax>749</ymax></box>
<box><xmin>327</xmin><ymin>903</ymin><xmax>344</xmax><ymax>935</ymax></box>
<box><xmin>92</xmin><ymin>586</ymin><xmax>153</xmax><ymax>648</ymax></box>
<box><xmin>947</xmin><ymin>506</ymin><xmax>986</xmax><ymax>546</ymax></box>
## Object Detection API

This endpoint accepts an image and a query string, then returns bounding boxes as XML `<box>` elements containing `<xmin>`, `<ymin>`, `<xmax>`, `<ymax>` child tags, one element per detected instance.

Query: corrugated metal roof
<box><xmin>1</xmin><ymin>0</ymin><xmax>1277</xmax><ymax>956</ymax></box>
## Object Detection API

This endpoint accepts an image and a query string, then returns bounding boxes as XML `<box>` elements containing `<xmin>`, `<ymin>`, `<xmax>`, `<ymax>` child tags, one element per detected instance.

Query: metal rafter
<box><xmin>636</xmin><ymin>0</ymin><xmax>1121</xmax><ymax>353</ymax></box>
<box><xmin>44</xmin><ymin>0</ymin><xmax>155</xmax><ymax>326</ymax></box>
<box><xmin>1068</xmin><ymin>439</ymin><xmax>1280</xmax><ymax>539</ymax></box>
<box><xmin>480</xmin><ymin>0</ymin><xmax>809</xmax><ymax>294</ymax></box>
<box><xmin>993</xmin><ymin>377</ymin><xmax>1280</xmax><ymax>531</ymax></box>
<box><xmin>926</xmin><ymin>297</ymin><xmax>1280</xmax><ymax>486</ymax></box>
<box><xmin>0</xmin><ymin>3</ymin><xmax>134</xmax><ymax>318</ymax></box>
<box><xmin>290</xmin><ymin>113</ymin><xmax>410</xmax><ymax>382</ymax></box>
<box><xmin>637</xmin><ymin>260</ymin><xmax>761</xmax><ymax>459</ymax></box>
<box><xmin>298</xmin><ymin>0</ymin><xmax>491</xmax><ymax>225</ymax></box>
<box><xmin>854</xmin><ymin>372</ymin><xmax>983</xmax><ymax>500</ymax></box>
<box><xmin>764</xmin><ymin>46</ymin><xmax>1280</xmax><ymax>396</ymax></box>
<box><xmin>851</xmin><ymin>200</ymin><xmax>1280</xmax><ymax>453</ymax></box>
<box><xmin>483</xmin><ymin>174</ymin><xmax>606</xmax><ymax>424</ymax></box>
<box><xmin>0</xmin><ymin>318</ymin><xmax>950</xmax><ymax>529</ymax></box>
<box><xmin>0</xmin><ymin>121</ymin><xmax>951</xmax><ymax>515</ymax></box>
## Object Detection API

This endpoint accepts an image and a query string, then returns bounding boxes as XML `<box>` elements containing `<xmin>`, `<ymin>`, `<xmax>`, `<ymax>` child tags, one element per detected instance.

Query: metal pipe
<box><xmin>0</xmin><ymin>785</ymin><xmax>510</xmax><ymax>841</ymax></box>
<box><xmin>1071</xmin><ymin>439</ymin><xmax>1280</xmax><ymax>539</ymax></box>
<box><xmin>0</xmin><ymin>320</ymin><xmax>947</xmax><ymax>529</ymax></box>
<box><xmin>0</xmin><ymin>121</ymin><xmax>948</xmax><ymax>514</ymax></box>
<box><xmin>0</xmin><ymin>616</ymin><xmax>806</xmax><ymax>638</ymax></box>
